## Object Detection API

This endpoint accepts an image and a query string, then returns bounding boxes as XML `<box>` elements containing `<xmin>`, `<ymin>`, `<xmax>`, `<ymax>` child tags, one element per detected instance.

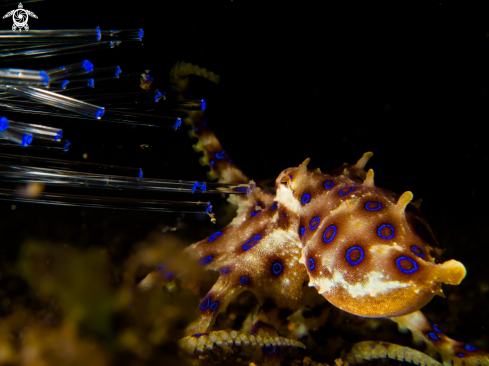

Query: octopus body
<box><xmin>138</xmin><ymin>62</ymin><xmax>488</xmax><ymax>366</ymax></box>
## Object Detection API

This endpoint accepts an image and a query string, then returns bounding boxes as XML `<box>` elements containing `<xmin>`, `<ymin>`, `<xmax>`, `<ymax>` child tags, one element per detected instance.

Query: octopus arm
<box><xmin>391</xmin><ymin>311</ymin><xmax>489</xmax><ymax>366</ymax></box>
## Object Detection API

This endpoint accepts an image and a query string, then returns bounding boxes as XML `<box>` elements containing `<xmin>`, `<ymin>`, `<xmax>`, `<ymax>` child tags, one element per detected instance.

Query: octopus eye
<box><xmin>396</xmin><ymin>257</ymin><xmax>419</xmax><ymax>274</ymax></box>
<box><xmin>272</xmin><ymin>262</ymin><xmax>283</xmax><ymax>274</ymax></box>
<box><xmin>346</xmin><ymin>246</ymin><xmax>364</xmax><ymax>265</ymax></box>
<box><xmin>208</xmin><ymin>231</ymin><xmax>222</xmax><ymax>242</ymax></box>
<box><xmin>366</xmin><ymin>201</ymin><xmax>382</xmax><ymax>211</ymax></box>
<box><xmin>308</xmin><ymin>258</ymin><xmax>315</xmax><ymax>270</ymax></box>
<box><xmin>200</xmin><ymin>297</ymin><xmax>210</xmax><ymax>310</ymax></box>
<box><xmin>411</xmin><ymin>245</ymin><xmax>425</xmax><ymax>258</ymax></box>
<box><xmin>210</xmin><ymin>302</ymin><xmax>219</xmax><ymax>311</ymax></box>
<box><xmin>324</xmin><ymin>180</ymin><xmax>335</xmax><ymax>189</ymax></box>
<box><xmin>243</xmin><ymin>235</ymin><xmax>261</xmax><ymax>251</ymax></box>
<box><xmin>378</xmin><ymin>224</ymin><xmax>395</xmax><ymax>239</ymax></box>
<box><xmin>339</xmin><ymin>187</ymin><xmax>355</xmax><ymax>196</ymax></box>
<box><xmin>302</xmin><ymin>193</ymin><xmax>311</xmax><ymax>204</ymax></box>
<box><xmin>323</xmin><ymin>225</ymin><xmax>337</xmax><ymax>243</ymax></box>
<box><xmin>199</xmin><ymin>256</ymin><xmax>212</xmax><ymax>265</ymax></box>
<box><xmin>310</xmin><ymin>217</ymin><xmax>320</xmax><ymax>230</ymax></box>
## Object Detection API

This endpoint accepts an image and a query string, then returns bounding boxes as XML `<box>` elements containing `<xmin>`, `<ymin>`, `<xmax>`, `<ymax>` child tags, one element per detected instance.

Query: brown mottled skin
<box><xmin>137</xmin><ymin>62</ymin><xmax>488</xmax><ymax>365</ymax></box>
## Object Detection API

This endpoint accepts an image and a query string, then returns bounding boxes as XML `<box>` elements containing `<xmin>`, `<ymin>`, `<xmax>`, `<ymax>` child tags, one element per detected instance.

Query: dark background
<box><xmin>1</xmin><ymin>0</ymin><xmax>488</xmax><ymax>350</ymax></box>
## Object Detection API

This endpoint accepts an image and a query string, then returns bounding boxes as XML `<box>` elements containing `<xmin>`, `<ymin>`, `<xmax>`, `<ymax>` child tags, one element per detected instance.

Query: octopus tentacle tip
<box><xmin>436</xmin><ymin>259</ymin><xmax>467</xmax><ymax>285</ymax></box>
<box><xmin>354</xmin><ymin>151</ymin><xmax>374</xmax><ymax>169</ymax></box>
<box><xmin>364</xmin><ymin>168</ymin><xmax>375</xmax><ymax>187</ymax></box>
<box><xmin>397</xmin><ymin>191</ymin><xmax>414</xmax><ymax>211</ymax></box>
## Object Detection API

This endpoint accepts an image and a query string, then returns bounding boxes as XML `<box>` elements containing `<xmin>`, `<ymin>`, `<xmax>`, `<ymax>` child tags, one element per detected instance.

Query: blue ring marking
<box><xmin>300</xmin><ymin>227</ymin><xmax>305</xmax><ymax>236</ymax></box>
<box><xmin>201</xmin><ymin>99</ymin><xmax>206</xmax><ymax>111</ymax></box>
<box><xmin>265</xmin><ymin>346</ymin><xmax>278</xmax><ymax>355</ymax></box>
<box><xmin>412</xmin><ymin>246</ymin><xmax>425</xmax><ymax>258</ymax></box>
<box><xmin>272</xmin><ymin>201</ymin><xmax>278</xmax><ymax>210</ymax></box>
<box><xmin>339</xmin><ymin>187</ymin><xmax>355</xmax><ymax>196</ymax></box>
<box><xmin>115</xmin><ymin>66</ymin><xmax>121</xmax><ymax>78</ymax></box>
<box><xmin>138</xmin><ymin>28</ymin><xmax>144</xmax><ymax>41</ymax></box>
<box><xmin>215</xmin><ymin>150</ymin><xmax>226</xmax><ymax>160</ymax></box>
<box><xmin>428</xmin><ymin>332</ymin><xmax>440</xmax><ymax>341</ymax></box>
<box><xmin>346</xmin><ymin>246</ymin><xmax>364</xmax><ymax>265</ymax></box>
<box><xmin>208</xmin><ymin>232</ymin><xmax>222</xmax><ymax>242</ymax></box>
<box><xmin>431</xmin><ymin>321</ymin><xmax>442</xmax><ymax>333</ymax></box>
<box><xmin>282</xmin><ymin>213</ymin><xmax>286</xmax><ymax>218</ymax></box>
<box><xmin>302</xmin><ymin>193</ymin><xmax>311</xmax><ymax>204</ymax></box>
<box><xmin>221</xmin><ymin>268</ymin><xmax>230</xmax><ymax>274</ymax></box>
<box><xmin>236</xmin><ymin>187</ymin><xmax>246</xmax><ymax>192</ymax></box>
<box><xmin>157</xmin><ymin>265</ymin><xmax>165</xmax><ymax>270</ymax></box>
<box><xmin>323</xmin><ymin>225</ymin><xmax>337</xmax><ymax>243</ymax></box>
<box><xmin>251</xmin><ymin>210</ymin><xmax>261</xmax><ymax>217</ymax></box>
<box><xmin>289</xmin><ymin>175</ymin><xmax>293</xmax><ymax>179</ymax></box>
<box><xmin>210</xmin><ymin>160</ymin><xmax>215</xmax><ymax>166</ymax></box>
<box><xmin>324</xmin><ymin>180</ymin><xmax>335</xmax><ymax>189</ymax></box>
<box><xmin>457</xmin><ymin>353</ymin><xmax>464</xmax><ymax>358</ymax></box>
<box><xmin>200</xmin><ymin>297</ymin><xmax>210</xmax><ymax>310</ymax></box>
<box><xmin>195</xmin><ymin>126</ymin><xmax>199</xmax><ymax>132</ymax></box>
<box><xmin>272</xmin><ymin>262</ymin><xmax>283</xmax><ymax>274</ymax></box>
<box><xmin>87</xmin><ymin>78</ymin><xmax>94</xmax><ymax>88</ymax></box>
<box><xmin>241</xmin><ymin>277</ymin><xmax>249</xmax><ymax>285</ymax></box>
<box><xmin>465</xmin><ymin>344</ymin><xmax>478</xmax><ymax>351</ymax></box>
<box><xmin>95</xmin><ymin>108</ymin><xmax>104</xmax><ymax>119</ymax></box>
<box><xmin>96</xmin><ymin>27</ymin><xmax>101</xmax><ymax>41</ymax></box>
<box><xmin>210</xmin><ymin>301</ymin><xmax>218</xmax><ymax>311</ymax></box>
<box><xmin>199</xmin><ymin>256</ymin><xmax>212</xmax><ymax>265</ymax></box>
<box><xmin>0</xmin><ymin>116</ymin><xmax>8</xmax><ymax>131</ymax></box>
<box><xmin>378</xmin><ymin>224</ymin><xmax>395</xmax><ymax>239</ymax></box>
<box><xmin>202</xmin><ymin>118</ymin><xmax>208</xmax><ymax>127</ymax></box>
<box><xmin>138</xmin><ymin>169</ymin><xmax>143</xmax><ymax>179</ymax></box>
<box><xmin>396</xmin><ymin>257</ymin><xmax>419</xmax><ymax>274</ymax></box>
<box><xmin>243</xmin><ymin>235</ymin><xmax>261</xmax><ymax>251</ymax></box>
<box><xmin>308</xmin><ymin>258</ymin><xmax>315</xmax><ymax>270</ymax></box>
<box><xmin>366</xmin><ymin>201</ymin><xmax>382</xmax><ymax>211</ymax></box>
<box><xmin>61</xmin><ymin>80</ymin><xmax>69</xmax><ymax>89</ymax></box>
<box><xmin>164</xmin><ymin>271</ymin><xmax>173</xmax><ymax>278</ymax></box>
<box><xmin>63</xmin><ymin>141</ymin><xmax>71</xmax><ymax>151</ymax></box>
<box><xmin>310</xmin><ymin>217</ymin><xmax>320</xmax><ymax>230</ymax></box>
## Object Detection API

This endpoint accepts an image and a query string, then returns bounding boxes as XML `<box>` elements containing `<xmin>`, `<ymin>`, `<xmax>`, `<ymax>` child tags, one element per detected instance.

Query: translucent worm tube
<box><xmin>0</xmin><ymin>28</ymin><xmax>103</xmax><ymax>43</ymax></box>
<box><xmin>0</xmin><ymin>153</ymin><xmax>143</xmax><ymax>177</ymax></box>
<box><xmin>0</xmin><ymin>129</ymin><xmax>32</xmax><ymax>146</ymax></box>
<box><xmin>26</xmin><ymin>139</ymin><xmax>71</xmax><ymax>151</ymax></box>
<box><xmin>0</xmin><ymin>42</ymin><xmax>119</xmax><ymax>62</ymax></box>
<box><xmin>0</xmin><ymin>164</ymin><xmax>252</xmax><ymax>194</ymax></box>
<box><xmin>0</xmin><ymin>187</ymin><xmax>213</xmax><ymax>214</ymax></box>
<box><xmin>45</xmin><ymin>60</ymin><xmax>94</xmax><ymax>79</ymax></box>
<box><xmin>7</xmin><ymin>120</ymin><xmax>62</xmax><ymax>141</ymax></box>
<box><xmin>0</xmin><ymin>68</ymin><xmax>50</xmax><ymax>86</ymax></box>
<box><xmin>0</xmin><ymin>85</ymin><xmax>104</xmax><ymax>119</ymax></box>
